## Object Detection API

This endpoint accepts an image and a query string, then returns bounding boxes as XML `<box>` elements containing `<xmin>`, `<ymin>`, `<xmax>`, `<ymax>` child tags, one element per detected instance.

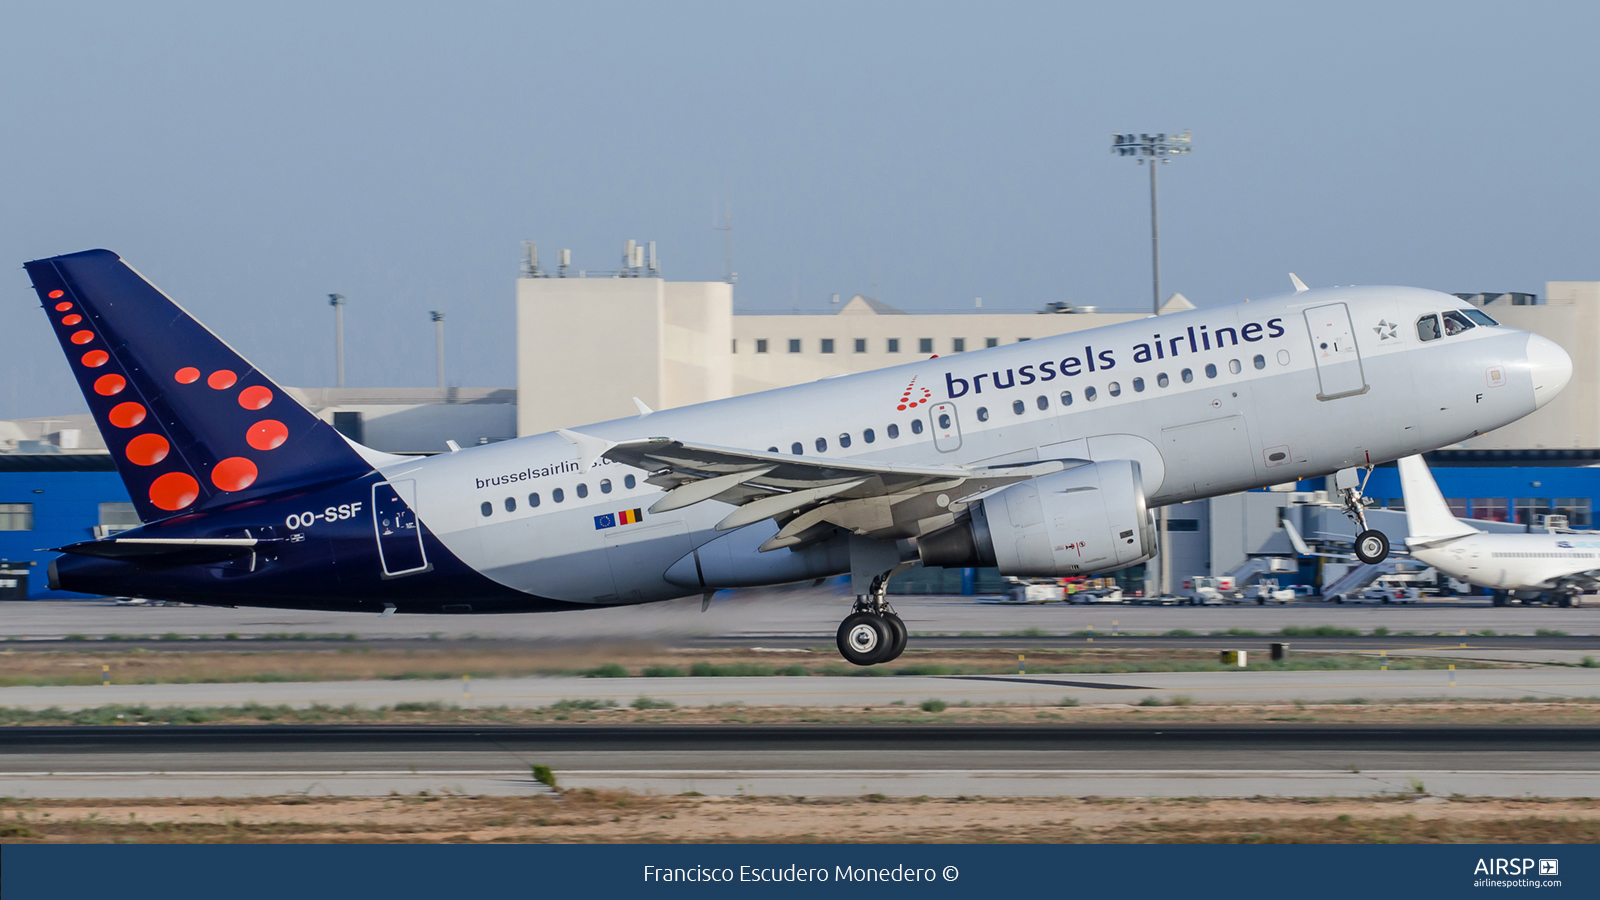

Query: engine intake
<box><xmin>918</xmin><ymin>459</ymin><xmax>1156</xmax><ymax>576</ymax></box>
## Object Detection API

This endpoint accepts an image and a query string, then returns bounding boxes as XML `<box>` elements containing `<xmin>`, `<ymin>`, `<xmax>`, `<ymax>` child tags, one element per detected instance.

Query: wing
<box><xmin>562</xmin><ymin>431</ymin><xmax>1083</xmax><ymax>551</ymax></box>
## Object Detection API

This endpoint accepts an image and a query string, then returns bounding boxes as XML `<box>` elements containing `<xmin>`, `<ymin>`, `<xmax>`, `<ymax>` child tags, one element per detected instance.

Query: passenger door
<box><xmin>1304</xmin><ymin>302</ymin><xmax>1368</xmax><ymax>399</ymax></box>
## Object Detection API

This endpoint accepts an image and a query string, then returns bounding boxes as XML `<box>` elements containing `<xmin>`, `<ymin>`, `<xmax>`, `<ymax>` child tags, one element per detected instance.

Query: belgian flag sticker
<box><xmin>594</xmin><ymin>509</ymin><xmax>644</xmax><ymax>530</ymax></box>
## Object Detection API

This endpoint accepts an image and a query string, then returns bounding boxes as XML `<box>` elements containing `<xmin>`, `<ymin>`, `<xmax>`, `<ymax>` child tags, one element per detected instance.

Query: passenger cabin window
<box><xmin>1036</xmin><ymin>395</ymin><xmax>1048</xmax><ymax>409</ymax></box>
<box><xmin>838</xmin><ymin>433</ymin><xmax>851</xmax><ymax>448</ymax></box>
<box><xmin>529</xmin><ymin>492</ymin><xmax>541</xmax><ymax>507</ymax></box>
<box><xmin>480</xmin><ymin>501</ymin><xmax>492</xmax><ymax>517</ymax></box>
<box><xmin>1442</xmin><ymin>310</ymin><xmax>1476</xmax><ymax>336</ymax></box>
<box><xmin>911</xmin><ymin>419</ymin><xmax>924</xmax><ymax>434</ymax></box>
<box><xmin>1204</xmin><ymin>363</ymin><xmax>1217</xmax><ymax>379</ymax></box>
<box><xmin>600</xmin><ymin>478</ymin><xmax>612</xmax><ymax>494</ymax></box>
<box><xmin>1181</xmin><ymin>368</ymin><xmax>1194</xmax><ymax>383</ymax></box>
<box><xmin>1462</xmin><ymin>308</ymin><xmax>1499</xmax><ymax>327</ymax></box>
<box><xmin>1133</xmin><ymin>377</ymin><xmax>1145</xmax><ymax>392</ymax></box>
<box><xmin>815</xmin><ymin>437</ymin><xmax>828</xmax><ymax>452</ymax></box>
<box><xmin>504</xmin><ymin>497</ymin><xmax>516</xmax><ymax>512</ymax></box>
<box><xmin>553</xmin><ymin>488</ymin><xmax>565</xmax><ymax>503</ymax></box>
<box><xmin>1012</xmin><ymin>400</ymin><xmax>1024</xmax><ymax>415</ymax></box>
<box><xmin>1157</xmin><ymin>372</ymin><xmax>1169</xmax><ymax>388</ymax></box>
<box><xmin>863</xmin><ymin>428</ymin><xmax>875</xmax><ymax>443</ymax></box>
<box><xmin>624</xmin><ymin>475</ymin><xmax>636</xmax><ymax>489</ymax></box>
<box><xmin>938</xmin><ymin>412</ymin><xmax>952</xmax><ymax>429</ymax></box>
<box><xmin>1253</xmin><ymin>354</ymin><xmax>1265</xmax><ymax>369</ymax></box>
<box><xmin>576</xmin><ymin>483</ymin><xmax>588</xmax><ymax>499</ymax></box>
<box><xmin>887</xmin><ymin>423</ymin><xmax>900</xmax><ymax>439</ymax></box>
<box><xmin>1416</xmin><ymin>314</ymin><xmax>1442</xmax><ymax>342</ymax></box>
<box><xmin>1228</xmin><ymin>359</ymin><xmax>1241</xmax><ymax>374</ymax></box>
<box><xmin>1060</xmin><ymin>390</ymin><xmax>1073</xmax><ymax>406</ymax></box>
<box><xmin>791</xmin><ymin>442</ymin><xmax>803</xmax><ymax>455</ymax></box>
<box><xmin>977</xmin><ymin>407</ymin><xmax>990</xmax><ymax>422</ymax></box>
<box><xmin>1085</xmin><ymin>386</ymin><xmax>1097</xmax><ymax>401</ymax></box>
<box><xmin>768</xmin><ymin>446</ymin><xmax>778</xmax><ymax>453</ymax></box>
<box><xmin>1108</xmin><ymin>381</ymin><xmax>1121</xmax><ymax>396</ymax></box>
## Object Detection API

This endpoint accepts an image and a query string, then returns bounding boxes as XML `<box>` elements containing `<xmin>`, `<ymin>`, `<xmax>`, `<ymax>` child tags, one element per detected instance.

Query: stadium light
<box><xmin>1110</xmin><ymin>131</ymin><xmax>1193</xmax><ymax>315</ymax></box>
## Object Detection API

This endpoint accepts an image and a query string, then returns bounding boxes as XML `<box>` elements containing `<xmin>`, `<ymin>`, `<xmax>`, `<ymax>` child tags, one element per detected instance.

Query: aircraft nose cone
<box><xmin>1527</xmin><ymin>333</ymin><xmax>1572</xmax><ymax>409</ymax></box>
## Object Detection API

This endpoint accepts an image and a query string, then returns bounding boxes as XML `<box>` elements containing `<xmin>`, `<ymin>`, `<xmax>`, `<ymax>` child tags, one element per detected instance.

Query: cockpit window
<box><xmin>1461</xmin><ymin>308</ymin><xmax>1499</xmax><ymax>327</ymax></box>
<box><xmin>1442</xmin><ymin>310</ymin><xmax>1476</xmax><ymax>336</ymax></box>
<box><xmin>1416</xmin><ymin>314</ymin><xmax>1441</xmax><ymax>342</ymax></box>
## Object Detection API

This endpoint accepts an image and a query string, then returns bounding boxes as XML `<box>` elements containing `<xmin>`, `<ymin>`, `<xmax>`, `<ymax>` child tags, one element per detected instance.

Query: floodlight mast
<box><xmin>1111</xmin><ymin>131</ymin><xmax>1193</xmax><ymax>315</ymax></box>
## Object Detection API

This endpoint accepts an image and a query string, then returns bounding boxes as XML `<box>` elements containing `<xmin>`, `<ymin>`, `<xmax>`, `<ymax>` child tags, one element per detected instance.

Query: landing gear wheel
<box><xmin>837</xmin><ymin>612</ymin><xmax>892</xmax><ymax>667</ymax></box>
<box><xmin>880</xmin><ymin>612</ymin><xmax>908</xmax><ymax>663</ymax></box>
<box><xmin>1354</xmin><ymin>529</ymin><xmax>1390</xmax><ymax>565</ymax></box>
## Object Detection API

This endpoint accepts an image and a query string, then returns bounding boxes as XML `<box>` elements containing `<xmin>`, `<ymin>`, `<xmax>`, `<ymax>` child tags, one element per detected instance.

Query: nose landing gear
<box><xmin>837</xmin><ymin>573</ymin><xmax>908</xmax><ymax>667</ymax></box>
<box><xmin>1335</xmin><ymin>465</ymin><xmax>1390</xmax><ymax>565</ymax></box>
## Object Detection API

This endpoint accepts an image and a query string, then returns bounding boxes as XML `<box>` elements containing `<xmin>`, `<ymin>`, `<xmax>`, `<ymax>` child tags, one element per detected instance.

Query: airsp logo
<box><xmin>1540</xmin><ymin>859</ymin><xmax>1559</xmax><ymax>876</ymax></box>
<box><xmin>1373</xmin><ymin>319</ymin><xmax>1399</xmax><ymax>340</ymax></box>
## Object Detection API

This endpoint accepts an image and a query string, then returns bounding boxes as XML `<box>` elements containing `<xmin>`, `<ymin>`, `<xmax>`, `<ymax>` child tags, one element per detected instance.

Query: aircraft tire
<box><xmin>1355</xmin><ymin>530</ymin><xmax>1390</xmax><ymax>565</ymax></box>
<box><xmin>881</xmin><ymin>612</ymin><xmax>909</xmax><ymax>663</ymax></box>
<box><xmin>837</xmin><ymin>612</ymin><xmax>892</xmax><ymax>666</ymax></box>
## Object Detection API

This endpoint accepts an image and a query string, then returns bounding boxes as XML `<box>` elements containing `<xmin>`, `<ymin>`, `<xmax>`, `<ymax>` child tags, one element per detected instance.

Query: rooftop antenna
<box><xmin>647</xmin><ymin>241</ymin><xmax>658</xmax><ymax>277</ymax></box>
<box><xmin>558</xmin><ymin>248</ymin><xmax>570</xmax><ymax>278</ymax></box>
<box><xmin>429</xmin><ymin>310</ymin><xmax>445</xmax><ymax>388</ymax></box>
<box><xmin>623</xmin><ymin>240</ymin><xmax>637</xmax><ymax>277</ymax></box>
<box><xmin>328</xmin><ymin>293</ymin><xmax>346</xmax><ymax>387</ymax></box>
<box><xmin>713</xmin><ymin>199</ymin><xmax>735</xmax><ymax>283</ymax></box>
<box><xmin>521</xmin><ymin>241</ymin><xmax>541</xmax><ymax>278</ymax></box>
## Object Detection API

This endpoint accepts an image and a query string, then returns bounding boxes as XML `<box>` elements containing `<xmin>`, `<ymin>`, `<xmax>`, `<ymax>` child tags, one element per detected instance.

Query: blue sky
<box><xmin>3</xmin><ymin>1</ymin><xmax>1595</xmax><ymax>418</ymax></box>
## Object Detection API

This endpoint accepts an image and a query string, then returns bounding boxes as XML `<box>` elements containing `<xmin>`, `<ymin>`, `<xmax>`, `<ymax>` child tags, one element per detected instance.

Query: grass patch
<box><xmin>392</xmin><ymin>701</ymin><xmax>446</xmax><ymax>712</ymax></box>
<box><xmin>689</xmin><ymin>662</ymin><xmax>775</xmax><ymax>677</ymax></box>
<box><xmin>584</xmin><ymin>663</ymin><xmax>629</xmax><ymax>678</ymax></box>
<box><xmin>1370</xmin><ymin>626</ymin><xmax>1389</xmax><ymax>637</ymax></box>
<box><xmin>919</xmin><ymin>699</ymin><xmax>947</xmax><ymax>713</ymax></box>
<box><xmin>1162</xmin><ymin>629</ymin><xmax>1198</xmax><ymax>637</ymax></box>
<box><xmin>641</xmin><ymin>666</ymin><xmax>685</xmax><ymax>678</ymax></box>
<box><xmin>1212</xmin><ymin>628</ymin><xmax>1263</xmax><ymax>637</ymax></box>
<box><xmin>1536</xmin><ymin>629</ymin><xmax>1568</xmax><ymax>637</ymax></box>
<box><xmin>1000</xmin><ymin>627</ymin><xmax>1049</xmax><ymax>638</ymax></box>
<box><xmin>630</xmin><ymin>696</ymin><xmax>675</xmax><ymax>710</ymax></box>
<box><xmin>1280</xmin><ymin>625</ymin><xmax>1360</xmax><ymax>637</ymax></box>
<box><xmin>1059</xmin><ymin>697</ymin><xmax>1080</xmax><ymax>707</ymax></box>
<box><xmin>549</xmin><ymin>699</ymin><xmax>616</xmax><ymax>711</ymax></box>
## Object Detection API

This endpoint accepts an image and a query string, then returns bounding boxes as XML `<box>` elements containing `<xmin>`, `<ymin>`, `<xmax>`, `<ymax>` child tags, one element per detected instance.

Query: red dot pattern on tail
<box><xmin>125</xmin><ymin>433</ymin><xmax>170</xmax><ymax>467</ymax></box>
<box><xmin>149</xmin><ymin>472</ymin><xmax>200</xmax><ymax>511</ymax></box>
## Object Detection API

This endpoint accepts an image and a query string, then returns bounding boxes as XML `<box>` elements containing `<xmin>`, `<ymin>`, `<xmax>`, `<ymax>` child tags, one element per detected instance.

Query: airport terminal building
<box><xmin>5</xmin><ymin>264</ymin><xmax>1600</xmax><ymax>599</ymax></box>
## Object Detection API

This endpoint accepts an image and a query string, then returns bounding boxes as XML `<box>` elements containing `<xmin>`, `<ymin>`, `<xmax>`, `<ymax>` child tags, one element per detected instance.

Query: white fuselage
<box><xmin>1411</xmin><ymin>534</ymin><xmax>1600</xmax><ymax>591</ymax></box>
<box><xmin>373</xmin><ymin>285</ymin><xmax>1559</xmax><ymax>606</ymax></box>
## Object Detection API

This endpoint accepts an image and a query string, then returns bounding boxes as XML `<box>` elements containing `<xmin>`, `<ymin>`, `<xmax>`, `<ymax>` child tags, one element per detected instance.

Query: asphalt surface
<box><xmin>5</xmin><ymin>725</ymin><xmax>1596</xmax><ymax>799</ymax></box>
<box><xmin>3</xmin><ymin>594</ymin><xmax>1596</xmax><ymax>644</ymax></box>
<box><xmin>5</xmin><ymin>667</ymin><xmax>1599</xmax><ymax>712</ymax></box>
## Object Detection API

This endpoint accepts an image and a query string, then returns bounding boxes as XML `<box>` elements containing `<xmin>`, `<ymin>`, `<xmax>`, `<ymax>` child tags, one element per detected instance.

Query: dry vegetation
<box><xmin>5</xmin><ymin>698</ymin><xmax>1600</xmax><ymax>727</ymax></box>
<box><xmin>0</xmin><ymin>643</ymin><xmax>1502</xmax><ymax>688</ymax></box>
<box><xmin>2</xmin><ymin>792</ymin><xmax>1597</xmax><ymax>844</ymax></box>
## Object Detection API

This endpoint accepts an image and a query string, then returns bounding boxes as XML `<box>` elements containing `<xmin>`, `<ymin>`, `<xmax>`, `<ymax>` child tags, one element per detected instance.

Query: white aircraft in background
<box><xmin>29</xmin><ymin>250</ymin><xmax>1572</xmax><ymax>663</ymax></box>
<box><xmin>1398</xmin><ymin>454</ymin><xmax>1591</xmax><ymax>607</ymax></box>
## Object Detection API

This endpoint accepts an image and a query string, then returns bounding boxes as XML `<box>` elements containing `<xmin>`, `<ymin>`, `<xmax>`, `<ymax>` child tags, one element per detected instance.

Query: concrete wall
<box><xmin>517</xmin><ymin>277</ymin><xmax>733</xmax><ymax>436</ymax></box>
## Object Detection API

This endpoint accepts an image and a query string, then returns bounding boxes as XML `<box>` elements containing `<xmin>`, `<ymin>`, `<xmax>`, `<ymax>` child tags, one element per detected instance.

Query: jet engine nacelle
<box><xmin>918</xmin><ymin>459</ymin><xmax>1156</xmax><ymax>576</ymax></box>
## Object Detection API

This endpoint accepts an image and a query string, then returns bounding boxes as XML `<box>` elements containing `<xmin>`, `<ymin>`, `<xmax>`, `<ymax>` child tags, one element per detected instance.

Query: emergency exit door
<box><xmin>373</xmin><ymin>480</ymin><xmax>430</xmax><ymax>577</ymax></box>
<box><xmin>1304</xmin><ymin>302</ymin><xmax>1368</xmax><ymax>400</ymax></box>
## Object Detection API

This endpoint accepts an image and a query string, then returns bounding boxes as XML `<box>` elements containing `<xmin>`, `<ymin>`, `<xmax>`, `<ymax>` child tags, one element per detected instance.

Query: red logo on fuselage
<box><xmin>897</xmin><ymin>376</ymin><xmax>933</xmax><ymax>411</ymax></box>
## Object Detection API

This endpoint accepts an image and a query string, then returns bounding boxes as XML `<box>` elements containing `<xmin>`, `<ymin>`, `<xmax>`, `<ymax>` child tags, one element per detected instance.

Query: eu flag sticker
<box><xmin>593</xmin><ymin>513</ymin><xmax>617</xmax><ymax>530</ymax></box>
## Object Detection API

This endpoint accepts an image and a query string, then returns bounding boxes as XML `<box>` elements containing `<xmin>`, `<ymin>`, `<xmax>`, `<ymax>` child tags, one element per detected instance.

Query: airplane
<box><xmin>27</xmin><ymin>250</ymin><xmax>1571</xmax><ymax>664</ymax></box>
<box><xmin>1398</xmin><ymin>454</ymin><xmax>1591</xmax><ymax>607</ymax></box>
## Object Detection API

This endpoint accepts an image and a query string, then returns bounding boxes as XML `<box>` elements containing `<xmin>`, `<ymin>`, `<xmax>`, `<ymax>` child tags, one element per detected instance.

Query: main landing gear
<box><xmin>837</xmin><ymin>573</ymin><xmax>908</xmax><ymax>667</ymax></box>
<box><xmin>1335</xmin><ymin>465</ymin><xmax>1390</xmax><ymax>565</ymax></box>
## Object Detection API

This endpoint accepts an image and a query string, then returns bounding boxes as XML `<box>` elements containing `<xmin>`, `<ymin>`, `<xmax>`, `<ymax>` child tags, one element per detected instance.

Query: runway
<box><xmin>4</xmin><ymin>594</ymin><xmax>1596</xmax><ymax>644</ymax></box>
<box><xmin>4</xmin><ymin>666</ymin><xmax>1599</xmax><ymax>712</ymax></box>
<box><xmin>4</xmin><ymin>724</ymin><xmax>1596</xmax><ymax>799</ymax></box>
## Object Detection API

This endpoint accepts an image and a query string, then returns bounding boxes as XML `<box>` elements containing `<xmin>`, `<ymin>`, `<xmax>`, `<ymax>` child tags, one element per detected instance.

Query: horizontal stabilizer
<box><xmin>54</xmin><ymin>537</ymin><xmax>275</xmax><ymax>563</ymax></box>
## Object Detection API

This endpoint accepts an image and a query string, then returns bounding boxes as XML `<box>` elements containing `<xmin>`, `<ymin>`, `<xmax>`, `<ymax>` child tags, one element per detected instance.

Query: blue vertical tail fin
<box><xmin>24</xmin><ymin>249</ymin><xmax>374</xmax><ymax>524</ymax></box>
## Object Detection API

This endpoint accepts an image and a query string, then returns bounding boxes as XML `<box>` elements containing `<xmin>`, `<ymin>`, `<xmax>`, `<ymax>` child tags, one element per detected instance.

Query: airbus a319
<box><xmin>28</xmin><ymin>250</ymin><xmax>1570</xmax><ymax>663</ymax></box>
